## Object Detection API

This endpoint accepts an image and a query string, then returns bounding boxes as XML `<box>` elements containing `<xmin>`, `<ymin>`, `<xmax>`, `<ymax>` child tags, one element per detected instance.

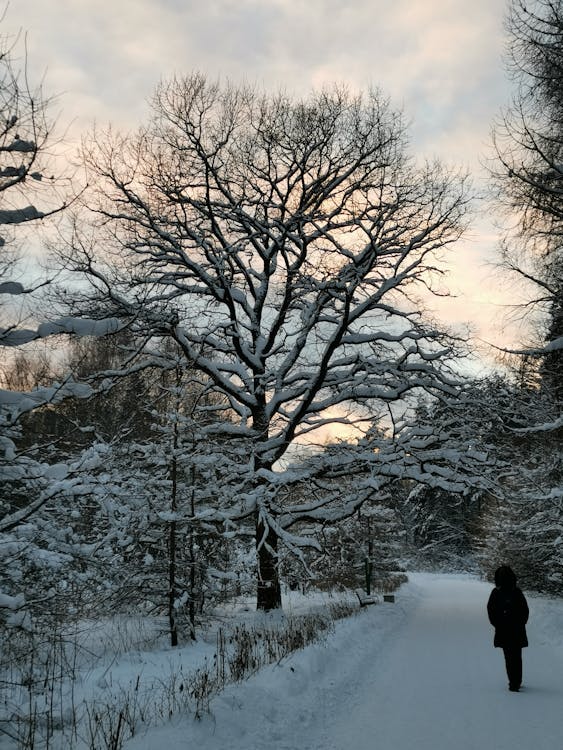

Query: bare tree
<box><xmin>0</xmin><ymin>20</ymin><xmax>120</xmax><ymax>432</ymax></box>
<box><xmin>64</xmin><ymin>76</ymin><xmax>469</xmax><ymax>609</ymax></box>
<box><xmin>0</xmin><ymin>22</ymin><xmax>124</xmax><ymax>639</ymax></box>
<box><xmin>492</xmin><ymin>0</ymin><xmax>563</xmax><ymax>397</ymax></box>
<box><xmin>0</xmin><ymin>21</ymin><xmax>67</xmax><ymax>307</ymax></box>
<box><xmin>488</xmin><ymin>3</ymin><xmax>562</xmax><ymax>578</ymax></box>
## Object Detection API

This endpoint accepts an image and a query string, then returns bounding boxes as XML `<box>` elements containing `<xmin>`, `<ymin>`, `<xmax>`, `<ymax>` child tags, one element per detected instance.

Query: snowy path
<box><xmin>126</xmin><ymin>574</ymin><xmax>563</xmax><ymax>750</ymax></box>
<box><xmin>322</xmin><ymin>574</ymin><xmax>563</xmax><ymax>750</ymax></box>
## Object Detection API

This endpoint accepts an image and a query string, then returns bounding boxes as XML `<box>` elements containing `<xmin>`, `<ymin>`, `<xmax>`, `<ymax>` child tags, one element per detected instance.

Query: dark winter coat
<box><xmin>487</xmin><ymin>584</ymin><xmax>529</xmax><ymax>649</ymax></box>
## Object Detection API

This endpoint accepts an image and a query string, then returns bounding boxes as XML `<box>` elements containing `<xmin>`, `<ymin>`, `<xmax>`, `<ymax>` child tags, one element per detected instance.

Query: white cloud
<box><xmin>4</xmin><ymin>0</ymin><xmax>515</xmax><ymax>345</ymax></box>
<box><xmin>9</xmin><ymin>1</ymin><xmax>510</xmax><ymax>139</ymax></box>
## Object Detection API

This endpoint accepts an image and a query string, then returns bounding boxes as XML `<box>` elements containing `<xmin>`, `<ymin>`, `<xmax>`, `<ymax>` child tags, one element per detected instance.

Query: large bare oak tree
<box><xmin>65</xmin><ymin>76</ymin><xmax>469</xmax><ymax>609</ymax></box>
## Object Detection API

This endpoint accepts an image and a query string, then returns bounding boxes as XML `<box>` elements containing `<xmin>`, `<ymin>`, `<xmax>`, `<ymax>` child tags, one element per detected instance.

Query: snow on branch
<box><xmin>0</xmin><ymin>281</ymin><xmax>25</xmax><ymax>295</ymax></box>
<box><xmin>37</xmin><ymin>317</ymin><xmax>121</xmax><ymax>337</ymax></box>
<box><xmin>0</xmin><ymin>138</ymin><xmax>36</xmax><ymax>153</ymax></box>
<box><xmin>0</xmin><ymin>206</ymin><xmax>44</xmax><ymax>224</ymax></box>
<box><xmin>0</xmin><ymin>316</ymin><xmax>121</xmax><ymax>347</ymax></box>
<box><xmin>0</xmin><ymin>378</ymin><xmax>96</xmax><ymax>422</ymax></box>
<box><xmin>504</xmin><ymin>336</ymin><xmax>563</xmax><ymax>356</ymax></box>
<box><xmin>512</xmin><ymin>415</ymin><xmax>563</xmax><ymax>434</ymax></box>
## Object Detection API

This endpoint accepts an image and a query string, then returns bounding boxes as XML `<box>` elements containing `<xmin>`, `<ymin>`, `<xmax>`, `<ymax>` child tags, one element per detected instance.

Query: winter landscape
<box><xmin>1</xmin><ymin>1</ymin><xmax>562</xmax><ymax>748</ymax></box>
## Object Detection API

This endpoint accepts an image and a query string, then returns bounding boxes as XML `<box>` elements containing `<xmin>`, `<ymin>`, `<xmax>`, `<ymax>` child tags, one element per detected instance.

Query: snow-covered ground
<box><xmin>125</xmin><ymin>573</ymin><xmax>563</xmax><ymax>750</ymax></box>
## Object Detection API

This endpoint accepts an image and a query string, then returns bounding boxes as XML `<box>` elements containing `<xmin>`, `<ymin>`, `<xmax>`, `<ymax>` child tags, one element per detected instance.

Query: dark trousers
<box><xmin>503</xmin><ymin>647</ymin><xmax>522</xmax><ymax>688</ymax></box>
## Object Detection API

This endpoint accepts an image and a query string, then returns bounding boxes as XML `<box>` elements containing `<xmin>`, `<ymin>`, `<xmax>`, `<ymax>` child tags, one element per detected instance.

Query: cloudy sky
<box><xmin>6</xmin><ymin>0</ymin><xmax>522</xmax><ymax>353</ymax></box>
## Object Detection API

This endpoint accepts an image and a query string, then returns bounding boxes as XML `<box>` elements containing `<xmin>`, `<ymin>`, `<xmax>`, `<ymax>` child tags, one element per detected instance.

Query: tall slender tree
<box><xmin>493</xmin><ymin>0</ymin><xmax>563</xmax><ymax>398</ymax></box>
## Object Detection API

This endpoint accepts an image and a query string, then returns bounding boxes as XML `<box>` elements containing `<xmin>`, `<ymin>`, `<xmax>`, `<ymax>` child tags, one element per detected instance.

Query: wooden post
<box><xmin>364</xmin><ymin>557</ymin><xmax>373</xmax><ymax>595</ymax></box>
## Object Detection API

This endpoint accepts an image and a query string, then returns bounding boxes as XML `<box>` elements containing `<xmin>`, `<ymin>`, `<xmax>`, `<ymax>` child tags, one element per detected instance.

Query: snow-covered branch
<box><xmin>60</xmin><ymin>76</ymin><xmax>471</xmax><ymax>609</ymax></box>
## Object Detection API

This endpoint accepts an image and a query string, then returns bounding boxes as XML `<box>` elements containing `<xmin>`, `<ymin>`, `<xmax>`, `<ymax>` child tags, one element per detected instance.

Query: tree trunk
<box><xmin>188</xmin><ymin>464</ymin><xmax>197</xmax><ymax>640</ymax></box>
<box><xmin>252</xmin><ymin>406</ymin><xmax>282</xmax><ymax>610</ymax></box>
<box><xmin>256</xmin><ymin>518</ymin><xmax>282</xmax><ymax>611</ymax></box>
<box><xmin>168</xmin><ymin>371</ymin><xmax>180</xmax><ymax>647</ymax></box>
<box><xmin>168</xmin><ymin>518</ymin><xmax>178</xmax><ymax>647</ymax></box>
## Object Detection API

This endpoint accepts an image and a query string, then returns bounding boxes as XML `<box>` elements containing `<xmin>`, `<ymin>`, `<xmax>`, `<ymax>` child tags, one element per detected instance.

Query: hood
<box><xmin>494</xmin><ymin>565</ymin><xmax>517</xmax><ymax>589</ymax></box>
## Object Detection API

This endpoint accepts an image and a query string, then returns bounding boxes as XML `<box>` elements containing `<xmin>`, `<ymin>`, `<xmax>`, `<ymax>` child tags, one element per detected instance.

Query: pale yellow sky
<box><xmin>5</xmin><ymin>0</ymin><xmax>519</xmax><ymax>353</ymax></box>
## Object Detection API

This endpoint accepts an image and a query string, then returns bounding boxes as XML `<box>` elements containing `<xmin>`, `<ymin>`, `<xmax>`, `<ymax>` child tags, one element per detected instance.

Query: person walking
<box><xmin>487</xmin><ymin>565</ymin><xmax>529</xmax><ymax>692</ymax></box>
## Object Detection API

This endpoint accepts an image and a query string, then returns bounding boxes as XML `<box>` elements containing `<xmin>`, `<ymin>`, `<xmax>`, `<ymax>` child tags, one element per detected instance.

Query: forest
<box><xmin>0</xmin><ymin>1</ymin><xmax>561</xmax><ymax>747</ymax></box>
